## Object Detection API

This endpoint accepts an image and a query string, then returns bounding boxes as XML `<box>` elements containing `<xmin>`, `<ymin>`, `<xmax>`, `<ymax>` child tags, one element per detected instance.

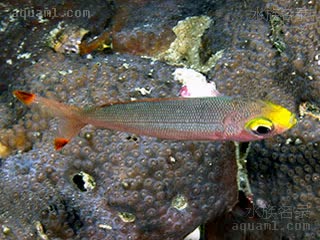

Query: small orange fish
<box><xmin>13</xmin><ymin>90</ymin><xmax>297</xmax><ymax>150</ymax></box>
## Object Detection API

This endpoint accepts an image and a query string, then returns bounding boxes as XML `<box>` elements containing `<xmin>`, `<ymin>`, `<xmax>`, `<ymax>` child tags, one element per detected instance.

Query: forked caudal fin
<box><xmin>13</xmin><ymin>90</ymin><xmax>36</xmax><ymax>105</ymax></box>
<box><xmin>13</xmin><ymin>90</ymin><xmax>86</xmax><ymax>150</ymax></box>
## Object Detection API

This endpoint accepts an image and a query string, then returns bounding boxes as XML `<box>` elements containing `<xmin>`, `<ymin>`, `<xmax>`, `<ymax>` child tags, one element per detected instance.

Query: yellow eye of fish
<box><xmin>245</xmin><ymin>117</ymin><xmax>274</xmax><ymax>136</ymax></box>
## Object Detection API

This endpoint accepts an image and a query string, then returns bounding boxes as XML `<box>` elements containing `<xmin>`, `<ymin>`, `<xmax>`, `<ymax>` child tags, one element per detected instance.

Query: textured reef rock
<box><xmin>155</xmin><ymin>15</ymin><xmax>224</xmax><ymax>73</ymax></box>
<box><xmin>0</xmin><ymin>0</ymin><xmax>319</xmax><ymax>239</ymax></box>
<box><xmin>0</xmin><ymin>52</ymin><xmax>238</xmax><ymax>239</ymax></box>
<box><xmin>202</xmin><ymin>0</ymin><xmax>320</xmax><ymax>239</ymax></box>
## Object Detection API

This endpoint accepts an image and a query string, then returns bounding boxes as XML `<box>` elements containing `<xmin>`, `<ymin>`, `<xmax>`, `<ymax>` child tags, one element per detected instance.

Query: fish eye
<box><xmin>245</xmin><ymin>118</ymin><xmax>274</xmax><ymax>136</ymax></box>
<box><xmin>252</xmin><ymin>125</ymin><xmax>272</xmax><ymax>135</ymax></box>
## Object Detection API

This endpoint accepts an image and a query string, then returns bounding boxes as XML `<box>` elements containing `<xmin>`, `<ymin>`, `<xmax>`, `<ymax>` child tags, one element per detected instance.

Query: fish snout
<box><xmin>289</xmin><ymin>113</ymin><xmax>297</xmax><ymax>128</ymax></box>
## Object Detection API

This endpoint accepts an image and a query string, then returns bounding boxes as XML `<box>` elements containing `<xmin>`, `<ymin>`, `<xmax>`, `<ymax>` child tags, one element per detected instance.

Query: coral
<box><xmin>0</xmin><ymin>142</ymin><xmax>10</xmax><ymax>158</ymax></box>
<box><xmin>201</xmin><ymin>0</ymin><xmax>320</xmax><ymax>238</ymax></box>
<box><xmin>47</xmin><ymin>23</ymin><xmax>113</xmax><ymax>55</ymax></box>
<box><xmin>109</xmin><ymin>0</ymin><xmax>179</xmax><ymax>56</ymax></box>
<box><xmin>0</xmin><ymin>125</ymin><xmax>31</xmax><ymax>155</ymax></box>
<box><xmin>109</xmin><ymin>0</ymin><xmax>215</xmax><ymax>57</ymax></box>
<box><xmin>47</xmin><ymin>23</ymin><xmax>89</xmax><ymax>54</ymax></box>
<box><xmin>1</xmin><ymin>51</ymin><xmax>238</xmax><ymax>239</ymax></box>
<box><xmin>156</xmin><ymin>16</ymin><xmax>224</xmax><ymax>73</ymax></box>
<box><xmin>0</xmin><ymin>152</ymin><xmax>82</xmax><ymax>239</ymax></box>
<box><xmin>0</xmin><ymin>0</ymin><xmax>114</xmax><ymax>95</ymax></box>
<box><xmin>79</xmin><ymin>31</ymin><xmax>112</xmax><ymax>55</ymax></box>
<box><xmin>246</xmin><ymin>115</ymin><xmax>320</xmax><ymax>239</ymax></box>
<box><xmin>0</xmin><ymin>0</ymin><xmax>319</xmax><ymax>239</ymax></box>
<box><xmin>299</xmin><ymin>101</ymin><xmax>320</xmax><ymax>121</ymax></box>
<box><xmin>173</xmin><ymin>68</ymin><xmax>220</xmax><ymax>97</ymax></box>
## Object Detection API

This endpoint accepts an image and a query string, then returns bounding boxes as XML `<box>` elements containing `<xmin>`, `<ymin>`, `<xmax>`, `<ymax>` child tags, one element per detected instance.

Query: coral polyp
<box><xmin>0</xmin><ymin>0</ymin><xmax>319</xmax><ymax>239</ymax></box>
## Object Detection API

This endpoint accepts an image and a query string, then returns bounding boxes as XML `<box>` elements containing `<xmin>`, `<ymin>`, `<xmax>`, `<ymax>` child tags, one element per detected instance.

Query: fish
<box><xmin>13</xmin><ymin>90</ymin><xmax>297</xmax><ymax>150</ymax></box>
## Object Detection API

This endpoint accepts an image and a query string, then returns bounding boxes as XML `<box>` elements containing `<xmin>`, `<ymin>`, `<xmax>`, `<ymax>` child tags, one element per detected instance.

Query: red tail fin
<box><xmin>54</xmin><ymin>138</ymin><xmax>69</xmax><ymax>150</ymax></box>
<box><xmin>13</xmin><ymin>90</ymin><xmax>36</xmax><ymax>105</ymax></box>
<box><xmin>13</xmin><ymin>90</ymin><xmax>86</xmax><ymax>150</ymax></box>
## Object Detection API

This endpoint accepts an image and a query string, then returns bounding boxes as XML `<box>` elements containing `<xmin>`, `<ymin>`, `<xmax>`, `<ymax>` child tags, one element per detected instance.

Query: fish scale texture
<box><xmin>0</xmin><ymin>0</ymin><xmax>319</xmax><ymax>239</ymax></box>
<box><xmin>85</xmin><ymin>97</ymin><xmax>262</xmax><ymax>140</ymax></box>
<box><xmin>93</xmin><ymin>97</ymin><xmax>256</xmax><ymax>123</ymax></box>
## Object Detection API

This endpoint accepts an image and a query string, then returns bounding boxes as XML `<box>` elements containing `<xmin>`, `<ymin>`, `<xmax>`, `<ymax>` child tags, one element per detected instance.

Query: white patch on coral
<box><xmin>173</xmin><ymin>68</ymin><xmax>220</xmax><ymax>97</ymax></box>
<box><xmin>58</xmin><ymin>69</ymin><xmax>73</xmax><ymax>76</ymax></box>
<box><xmin>98</xmin><ymin>224</ymin><xmax>113</xmax><ymax>230</ymax></box>
<box><xmin>17</xmin><ymin>52</ymin><xmax>31</xmax><ymax>59</ymax></box>
<box><xmin>135</xmin><ymin>87</ymin><xmax>152</xmax><ymax>96</ymax></box>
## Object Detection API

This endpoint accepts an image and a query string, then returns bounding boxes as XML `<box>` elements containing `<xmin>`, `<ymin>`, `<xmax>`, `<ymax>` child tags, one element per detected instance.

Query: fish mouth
<box><xmin>289</xmin><ymin>113</ymin><xmax>298</xmax><ymax>128</ymax></box>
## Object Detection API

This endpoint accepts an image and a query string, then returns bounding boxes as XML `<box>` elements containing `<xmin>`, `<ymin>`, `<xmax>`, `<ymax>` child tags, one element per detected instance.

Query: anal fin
<box><xmin>54</xmin><ymin>118</ymin><xmax>86</xmax><ymax>150</ymax></box>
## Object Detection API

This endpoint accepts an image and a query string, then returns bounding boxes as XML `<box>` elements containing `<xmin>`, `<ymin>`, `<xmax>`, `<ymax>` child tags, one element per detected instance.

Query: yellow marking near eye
<box><xmin>262</xmin><ymin>101</ymin><xmax>297</xmax><ymax>129</ymax></box>
<box><xmin>250</xmin><ymin>101</ymin><xmax>297</xmax><ymax>131</ymax></box>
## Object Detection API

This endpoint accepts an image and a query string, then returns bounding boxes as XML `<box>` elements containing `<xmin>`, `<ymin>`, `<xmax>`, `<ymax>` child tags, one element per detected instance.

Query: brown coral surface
<box><xmin>203</xmin><ymin>0</ymin><xmax>319</xmax><ymax>239</ymax></box>
<box><xmin>0</xmin><ymin>0</ymin><xmax>319</xmax><ymax>239</ymax></box>
<box><xmin>0</xmin><ymin>49</ymin><xmax>237</xmax><ymax>240</ymax></box>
